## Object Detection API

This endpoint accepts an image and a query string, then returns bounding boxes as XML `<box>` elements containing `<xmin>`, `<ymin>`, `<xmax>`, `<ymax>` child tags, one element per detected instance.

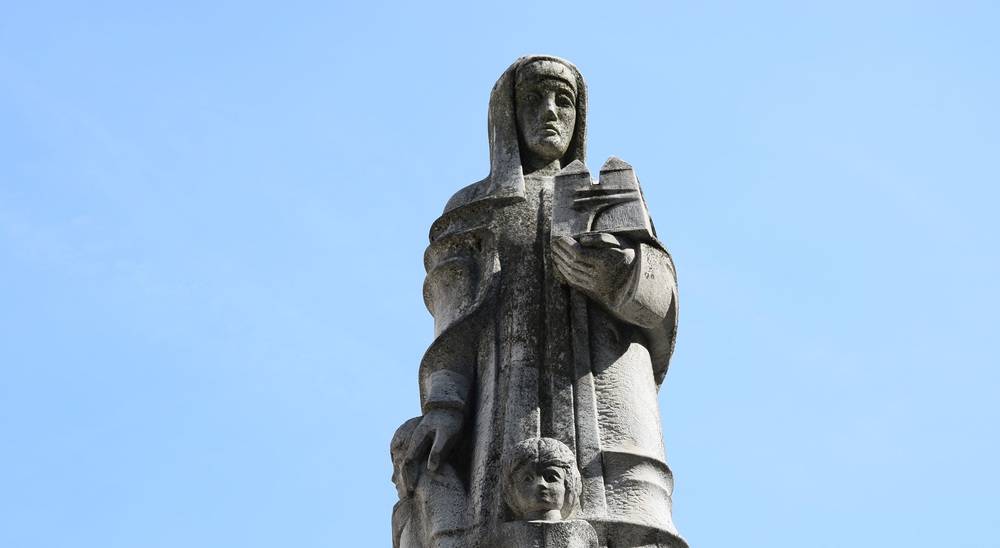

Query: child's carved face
<box><xmin>504</xmin><ymin>437</ymin><xmax>581</xmax><ymax>521</ymax></box>
<box><xmin>509</xmin><ymin>462</ymin><xmax>568</xmax><ymax>521</ymax></box>
<box><xmin>391</xmin><ymin>459</ymin><xmax>407</xmax><ymax>499</ymax></box>
<box><xmin>390</xmin><ymin>417</ymin><xmax>422</xmax><ymax>500</ymax></box>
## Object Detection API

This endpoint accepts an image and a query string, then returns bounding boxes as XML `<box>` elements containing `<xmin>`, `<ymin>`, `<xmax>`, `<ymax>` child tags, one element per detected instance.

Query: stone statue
<box><xmin>393</xmin><ymin>55</ymin><xmax>685</xmax><ymax>548</ymax></box>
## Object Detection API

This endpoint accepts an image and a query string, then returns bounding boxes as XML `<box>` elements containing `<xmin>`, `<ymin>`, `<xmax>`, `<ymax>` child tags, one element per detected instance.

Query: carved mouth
<box><xmin>537</xmin><ymin>488</ymin><xmax>557</xmax><ymax>500</ymax></box>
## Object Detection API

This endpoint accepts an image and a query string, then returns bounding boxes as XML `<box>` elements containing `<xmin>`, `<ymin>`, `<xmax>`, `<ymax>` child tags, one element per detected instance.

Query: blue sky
<box><xmin>2</xmin><ymin>1</ymin><xmax>998</xmax><ymax>546</ymax></box>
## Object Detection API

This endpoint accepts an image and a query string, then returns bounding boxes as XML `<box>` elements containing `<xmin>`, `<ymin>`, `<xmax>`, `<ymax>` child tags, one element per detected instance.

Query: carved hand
<box><xmin>401</xmin><ymin>407</ymin><xmax>464</xmax><ymax>495</ymax></box>
<box><xmin>552</xmin><ymin>233</ymin><xmax>635</xmax><ymax>300</ymax></box>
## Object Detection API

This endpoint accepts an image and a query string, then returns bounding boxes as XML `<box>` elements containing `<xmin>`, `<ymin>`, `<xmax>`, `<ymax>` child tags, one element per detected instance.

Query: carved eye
<box><xmin>522</xmin><ymin>474</ymin><xmax>533</xmax><ymax>484</ymax></box>
<box><xmin>542</xmin><ymin>467</ymin><xmax>563</xmax><ymax>483</ymax></box>
<box><xmin>557</xmin><ymin>94</ymin><xmax>573</xmax><ymax>108</ymax></box>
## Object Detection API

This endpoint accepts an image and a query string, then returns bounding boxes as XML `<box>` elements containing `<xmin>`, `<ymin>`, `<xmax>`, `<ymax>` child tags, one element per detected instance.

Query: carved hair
<box><xmin>390</xmin><ymin>417</ymin><xmax>422</xmax><ymax>467</ymax></box>
<box><xmin>503</xmin><ymin>437</ymin><xmax>582</xmax><ymax>519</ymax></box>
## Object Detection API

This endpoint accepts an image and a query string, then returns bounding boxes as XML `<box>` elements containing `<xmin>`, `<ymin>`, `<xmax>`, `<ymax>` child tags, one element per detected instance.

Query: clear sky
<box><xmin>2</xmin><ymin>1</ymin><xmax>998</xmax><ymax>546</ymax></box>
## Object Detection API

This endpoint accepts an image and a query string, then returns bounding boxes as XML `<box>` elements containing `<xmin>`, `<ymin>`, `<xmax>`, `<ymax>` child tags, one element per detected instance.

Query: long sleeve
<box><xmin>607</xmin><ymin>242</ymin><xmax>676</xmax><ymax>330</ymax></box>
<box><xmin>418</xmin><ymin>192</ymin><xmax>501</xmax><ymax>414</ymax></box>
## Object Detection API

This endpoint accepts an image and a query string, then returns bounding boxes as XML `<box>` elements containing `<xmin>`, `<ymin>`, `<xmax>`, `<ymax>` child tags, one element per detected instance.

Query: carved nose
<box><xmin>542</xmin><ymin>97</ymin><xmax>558</xmax><ymax>120</ymax></box>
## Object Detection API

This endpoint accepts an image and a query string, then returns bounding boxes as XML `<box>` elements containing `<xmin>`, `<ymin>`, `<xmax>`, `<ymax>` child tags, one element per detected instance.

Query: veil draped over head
<box><xmin>484</xmin><ymin>55</ymin><xmax>589</xmax><ymax>200</ymax></box>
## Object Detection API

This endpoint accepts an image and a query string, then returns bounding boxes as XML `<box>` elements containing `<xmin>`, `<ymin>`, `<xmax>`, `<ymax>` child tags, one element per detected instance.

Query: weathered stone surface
<box><xmin>496</xmin><ymin>520</ymin><xmax>600</xmax><ymax>548</ymax></box>
<box><xmin>391</xmin><ymin>55</ymin><xmax>686</xmax><ymax>548</ymax></box>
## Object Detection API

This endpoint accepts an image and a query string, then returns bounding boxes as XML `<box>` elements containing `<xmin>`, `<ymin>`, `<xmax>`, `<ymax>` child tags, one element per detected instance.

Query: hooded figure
<box><xmin>402</xmin><ymin>55</ymin><xmax>685</xmax><ymax>548</ymax></box>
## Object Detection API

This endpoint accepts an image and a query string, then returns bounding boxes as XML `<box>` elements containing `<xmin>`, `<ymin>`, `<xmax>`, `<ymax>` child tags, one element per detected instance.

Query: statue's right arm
<box><xmin>403</xmin><ymin>183</ymin><xmax>492</xmax><ymax>494</ymax></box>
<box><xmin>403</xmin><ymin>337</ymin><xmax>472</xmax><ymax>493</ymax></box>
<box><xmin>401</xmin><ymin>407</ymin><xmax>464</xmax><ymax>495</ymax></box>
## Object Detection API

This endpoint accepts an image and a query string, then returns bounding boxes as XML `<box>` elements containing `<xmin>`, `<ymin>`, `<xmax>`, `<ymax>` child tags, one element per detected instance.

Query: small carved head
<box><xmin>390</xmin><ymin>417</ymin><xmax>422</xmax><ymax>499</ymax></box>
<box><xmin>503</xmin><ymin>437</ymin><xmax>582</xmax><ymax>521</ymax></box>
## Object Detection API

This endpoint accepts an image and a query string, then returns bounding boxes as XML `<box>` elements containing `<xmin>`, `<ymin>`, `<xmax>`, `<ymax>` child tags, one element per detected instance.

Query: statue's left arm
<box><xmin>552</xmin><ymin>233</ymin><xmax>675</xmax><ymax>329</ymax></box>
<box><xmin>552</xmin><ymin>232</ymin><xmax>678</xmax><ymax>385</ymax></box>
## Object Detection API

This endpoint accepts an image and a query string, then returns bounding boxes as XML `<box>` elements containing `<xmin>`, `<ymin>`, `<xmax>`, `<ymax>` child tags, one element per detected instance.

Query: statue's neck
<box><xmin>524</xmin><ymin>509</ymin><xmax>564</xmax><ymax>522</ymax></box>
<box><xmin>522</xmin><ymin>157</ymin><xmax>562</xmax><ymax>177</ymax></box>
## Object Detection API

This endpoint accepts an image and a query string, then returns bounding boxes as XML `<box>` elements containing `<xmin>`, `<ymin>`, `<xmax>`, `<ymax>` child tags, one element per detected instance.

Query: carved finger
<box><xmin>552</xmin><ymin>241</ymin><xmax>596</xmax><ymax>270</ymax></box>
<box><xmin>562</xmin><ymin>245</ymin><xmax>606</xmax><ymax>268</ymax></box>
<box><xmin>428</xmin><ymin>428</ymin><xmax>456</xmax><ymax>473</ymax></box>
<box><xmin>550</xmin><ymin>245</ymin><xmax>576</xmax><ymax>269</ymax></box>
<box><xmin>552</xmin><ymin>252</ymin><xmax>589</xmax><ymax>278</ymax></box>
<box><xmin>552</xmin><ymin>257</ymin><xmax>573</xmax><ymax>282</ymax></box>
<box><xmin>556</xmin><ymin>264</ymin><xmax>598</xmax><ymax>293</ymax></box>
<box><xmin>559</xmin><ymin>261</ymin><xmax>596</xmax><ymax>283</ymax></box>
<box><xmin>556</xmin><ymin>235</ymin><xmax>580</xmax><ymax>249</ymax></box>
<box><xmin>553</xmin><ymin>237</ymin><xmax>585</xmax><ymax>259</ymax></box>
<box><xmin>402</xmin><ymin>426</ymin><xmax>433</xmax><ymax>492</ymax></box>
<box><xmin>401</xmin><ymin>460</ymin><xmax>418</xmax><ymax>494</ymax></box>
<box><xmin>578</xmin><ymin>232</ymin><xmax>621</xmax><ymax>249</ymax></box>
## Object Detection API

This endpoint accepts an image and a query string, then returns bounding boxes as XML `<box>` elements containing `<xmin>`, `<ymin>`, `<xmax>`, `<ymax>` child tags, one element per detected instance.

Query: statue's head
<box><xmin>390</xmin><ymin>417</ymin><xmax>422</xmax><ymax>499</ymax></box>
<box><xmin>503</xmin><ymin>437</ymin><xmax>582</xmax><ymax>521</ymax></box>
<box><xmin>484</xmin><ymin>56</ymin><xmax>588</xmax><ymax>196</ymax></box>
<box><xmin>514</xmin><ymin>58</ymin><xmax>579</xmax><ymax>167</ymax></box>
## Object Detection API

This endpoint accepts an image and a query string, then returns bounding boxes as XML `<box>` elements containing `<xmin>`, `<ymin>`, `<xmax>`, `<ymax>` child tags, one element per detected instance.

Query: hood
<box><xmin>485</xmin><ymin>55</ymin><xmax>589</xmax><ymax>200</ymax></box>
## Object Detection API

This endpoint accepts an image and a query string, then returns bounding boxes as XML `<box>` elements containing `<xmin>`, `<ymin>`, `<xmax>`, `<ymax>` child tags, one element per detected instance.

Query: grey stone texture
<box><xmin>495</xmin><ymin>520</ymin><xmax>600</xmax><ymax>548</ymax></box>
<box><xmin>391</xmin><ymin>55</ymin><xmax>686</xmax><ymax>548</ymax></box>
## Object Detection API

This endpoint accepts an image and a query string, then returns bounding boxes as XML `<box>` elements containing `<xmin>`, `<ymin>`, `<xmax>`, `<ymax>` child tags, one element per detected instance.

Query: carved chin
<box><xmin>527</xmin><ymin>137</ymin><xmax>568</xmax><ymax>160</ymax></box>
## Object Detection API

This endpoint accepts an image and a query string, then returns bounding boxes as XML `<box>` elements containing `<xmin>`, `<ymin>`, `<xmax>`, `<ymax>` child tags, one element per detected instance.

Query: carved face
<box><xmin>515</xmin><ymin>75</ymin><xmax>577</xmax><ymax>164</ymax></box>
<box><xmin>391</xmin><ymin>462</ymin><xmax>407</xmax><ymax>499</ymax></box>
<box><xmin>509</xmin><ymin>463</ymin><xmax>567</xmax><ymax>520</ymax></box>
